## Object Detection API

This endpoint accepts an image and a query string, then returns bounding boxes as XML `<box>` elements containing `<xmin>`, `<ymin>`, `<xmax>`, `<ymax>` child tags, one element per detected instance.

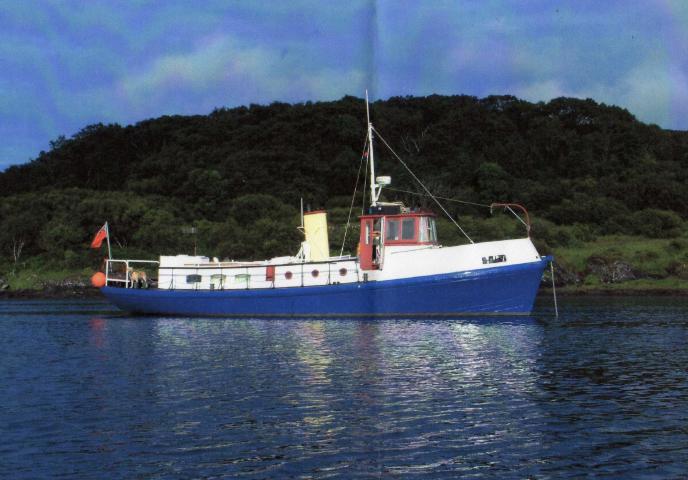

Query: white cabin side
<box><xmin>156</xmin><ymin>255</ymin><xmax>360</xmax><ymax>290</ymax></box>
<box><xmin>370</xmin><ymin>238</ymin><xmax>542</xmax><ymax>282</ymax></box>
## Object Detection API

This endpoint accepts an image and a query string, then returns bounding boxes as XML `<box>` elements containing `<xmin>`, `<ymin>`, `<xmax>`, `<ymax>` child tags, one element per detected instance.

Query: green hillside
<box><xmin>1</xmin><ymin>94</ymin><xmax>687</xmax><ymax>291</ymax></box>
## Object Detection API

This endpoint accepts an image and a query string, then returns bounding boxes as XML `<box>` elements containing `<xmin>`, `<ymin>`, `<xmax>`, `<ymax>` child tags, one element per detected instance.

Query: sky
<box><xmin>1</xmin><ymin>0</ymin><xmax>687</xmax><ymax>170</ymax></box>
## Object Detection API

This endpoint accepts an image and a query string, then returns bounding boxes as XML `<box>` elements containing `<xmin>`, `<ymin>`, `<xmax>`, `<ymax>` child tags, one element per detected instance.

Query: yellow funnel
<box><xmin>304</xmin><ymin>211</ymin><xmax>330</xmax><ymax>261</ymax></box>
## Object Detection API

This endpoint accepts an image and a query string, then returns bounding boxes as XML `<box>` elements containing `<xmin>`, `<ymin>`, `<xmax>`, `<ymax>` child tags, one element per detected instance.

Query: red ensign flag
<box><xmin>90</xmin><ymin>223</ymin><xmax>108</xmax><ymax>249</ymax></box>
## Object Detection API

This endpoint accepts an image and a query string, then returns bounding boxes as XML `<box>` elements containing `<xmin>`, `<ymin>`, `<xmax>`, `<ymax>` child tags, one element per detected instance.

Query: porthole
<box><xmin>285</xmin><ymin>271</ymin><xmax>293</xmax><ymax>280</ymax></box>
<box><xmin>339</xmin><ymin>268</ymin><xmax>347</xmax><ymax>276</ymax></box>
<box><xmin>311</xmin><ymin>269</ymin><xmax>319</xmax><ymax>278</ymax></box>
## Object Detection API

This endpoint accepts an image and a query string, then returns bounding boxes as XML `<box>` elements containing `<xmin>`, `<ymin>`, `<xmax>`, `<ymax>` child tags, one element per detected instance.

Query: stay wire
<box><xmin>372</xmin><ymin>127</ymin><xmax>474</xmax><ymax>244</ymax></box>
<box><xmin>339</xmin><ymin>137</ymin><xmax>369</xmax><ymax>257</ymax></box>
<box><xmin>384</xmin><ymin>187</ymin><xmax>491</xmax><ymax>209</ymax></box>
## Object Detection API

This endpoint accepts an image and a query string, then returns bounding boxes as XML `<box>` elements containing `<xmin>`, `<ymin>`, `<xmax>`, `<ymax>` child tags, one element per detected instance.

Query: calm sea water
<box><xmin>1</xmin><ymin>296</ymin><xmax>687</xmax><ymax>479</ymax></box>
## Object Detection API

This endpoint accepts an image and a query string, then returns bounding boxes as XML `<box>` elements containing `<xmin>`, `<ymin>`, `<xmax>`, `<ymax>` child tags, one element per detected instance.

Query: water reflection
<box><xmin>2</xmin><ymin>299</ymin><xmax>688</xmax><ymax>478</ymax></box>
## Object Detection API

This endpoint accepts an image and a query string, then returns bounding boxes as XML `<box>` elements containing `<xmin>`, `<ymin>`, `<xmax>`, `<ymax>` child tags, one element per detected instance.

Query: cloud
<box><xmin>618</xmin><ymin>62</ymin><xmax>688</xmax><ymax>127</ymax></box>
<box><xmin>117</xmin><ymin>34</ymin><xmax>367</xmax><ymax>116</ymax></box>
<box><xmin>2</xmin><ymin>0</ymin><xmax>688</xmax><ymax>170</ymax></box>
<box><xmin>512</xmin><ymin>58</ymin><xmax>688</xmax><ymax>128</ymax></box>
<box><xmin>514</xmin><ymin>80</ymin><xmax>568</xmax><ymax>103</ymax></box>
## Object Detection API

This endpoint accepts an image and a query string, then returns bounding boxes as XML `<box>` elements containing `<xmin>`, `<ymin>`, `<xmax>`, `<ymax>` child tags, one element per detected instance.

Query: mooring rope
<box><xmin>550</xmin><ymin>261</ymin><xmax>559</xmax><ymax>317</ymax></box>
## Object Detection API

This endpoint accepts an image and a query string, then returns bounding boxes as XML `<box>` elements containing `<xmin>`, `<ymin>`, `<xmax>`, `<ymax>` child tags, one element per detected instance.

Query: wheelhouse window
<box><xmin>401</xmin><ymin>218</ymin><xmax>415</xmax><ymax>240</ymax></box>
<box><xmin>186</xmin><ymin>274</ymin><xmax>202</xmax><ymax>284</ymax></box>
<box><xmin>419</xmin><ymin>217</ymin><xmax>437</xmax><ymax>243</ymax></box>
<box><xmin>385</xmin><ymin>219</ymin><xmax>400</xmax><ymax>241</ymax></box>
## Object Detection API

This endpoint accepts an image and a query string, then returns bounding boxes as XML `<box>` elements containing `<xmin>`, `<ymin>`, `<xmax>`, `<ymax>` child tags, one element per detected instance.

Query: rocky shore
<box><xmin>0</xmin><ymin>277</ymin><xmax>102</xmax><ymax>299</ymax></box>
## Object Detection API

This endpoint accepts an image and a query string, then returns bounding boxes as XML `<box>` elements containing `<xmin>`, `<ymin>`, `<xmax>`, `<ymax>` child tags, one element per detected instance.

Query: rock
<box><xmin>553</xmin><ymin>261</ymin><xmax>581</xmax><ymax>286</ymax></box>
<box><xmin>667</xmin><ymin>261</ymin><xmax>688</xmax><ymax>280</ymax></box>
<box><xmin>586</xmin><ymin>256</ymin><xmax>636</xmax><ymax>283</ymax></box>
<box><xmin>0</xmin><ymin>278</ymin><xmax>8</xmax><ymax>290</ymax></box>
<box><xmin>541</xmin><ymin>261</ymin><xmax>581</xmax><ymax>287</ymax></box>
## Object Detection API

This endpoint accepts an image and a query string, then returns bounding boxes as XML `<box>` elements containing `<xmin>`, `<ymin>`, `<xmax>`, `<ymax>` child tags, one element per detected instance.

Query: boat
<box><xmin>95</xmin><ymin>95</ymin><xmax>553</xmax><ymax>317</ymax></box>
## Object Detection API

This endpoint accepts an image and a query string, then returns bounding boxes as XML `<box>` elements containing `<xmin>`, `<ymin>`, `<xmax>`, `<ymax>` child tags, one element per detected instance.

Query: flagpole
<box><xmin>105</xmin><ymin>222</ymin><xmax>112</xmax><ymax>260</ymax></box>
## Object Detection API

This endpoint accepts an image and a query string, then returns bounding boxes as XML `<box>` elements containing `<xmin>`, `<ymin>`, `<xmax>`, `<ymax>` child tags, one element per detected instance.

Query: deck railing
<box><xmin>105</xmin><ymin>258</ymin><xmax>362</xmax><ymax>290</ymax></box>
<box><xmin>105</xmin><ymin>259</ymin><xmax>160</xmax><ymax>288</ymax></box>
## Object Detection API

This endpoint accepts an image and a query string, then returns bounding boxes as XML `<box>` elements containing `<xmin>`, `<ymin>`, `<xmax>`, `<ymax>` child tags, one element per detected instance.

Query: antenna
<box><xmin>299</xmin><ymin>198</ymin><xmax>305</xmax><ymax>233</ymax></box>
<box><xmin>366</xmin><ymin>90</ymin><xmax>378</xmax><ymax>207</ymax></box>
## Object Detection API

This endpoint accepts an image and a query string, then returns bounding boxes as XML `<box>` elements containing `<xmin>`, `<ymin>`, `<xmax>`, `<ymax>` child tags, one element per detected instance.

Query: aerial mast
<box><xmin>365</xmin><ymin>90</ymin><xmax>378</xmax><ymax>207</ymax></box>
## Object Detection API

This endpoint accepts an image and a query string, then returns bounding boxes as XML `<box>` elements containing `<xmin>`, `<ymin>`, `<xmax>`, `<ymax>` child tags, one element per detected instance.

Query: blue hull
<box><xmin>101</xmin><ymin>258</ymin><xmax>550</xmax><ymax>317</ymax></box>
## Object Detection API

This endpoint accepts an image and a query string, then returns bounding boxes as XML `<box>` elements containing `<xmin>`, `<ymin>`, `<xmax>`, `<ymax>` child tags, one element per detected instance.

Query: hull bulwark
<box><xmin>101</xmin><ymin>259</ymin><xmax>550</xmax><ymax>317</ymax></box>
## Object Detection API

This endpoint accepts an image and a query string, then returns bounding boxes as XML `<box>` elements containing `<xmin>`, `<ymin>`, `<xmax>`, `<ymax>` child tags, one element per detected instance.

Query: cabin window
<box><xmin>402</xmin><ymin>218</ymin><xmax>415</xmax><ymax>240</ymax></box>
<box><xmin>210</xmin><ymin>274</ymin><xmax>226</xmax><ymax>286</ymax></box>
<box><xmin>339</xmin><ymin>268</ymin><xmax>347</xmax><ymax>276</ymax></box>
<box><xmin>186</xmin><ymin>274</ymin><xmax>202</xmax><ymax>284</ymax></box>
<box><xmin>365</xmin><ymin>223</ymin><xmax>370</xmax><ymax>245</ymax></box>
<box><xmin>311</xmin><ymin>269</ymin><xmax>319</xmax><ymax>278</ymax></box>
<box><xmin>386</xmin><ymin>219</ymin><xmax>400</xmax><ymax>241</ymax></box>
<box><xmin>374</xmin><ymin>218</ymin><xmax>383</xmax><ymax>243</ymax></box>
<box><xmin>419</xmin><ymin>217</ymin><xmax>429</xmax><ymax>242</ymax></box>
<box><xmin>419</xmin><ymin>217</ymin><xmax>437</xmax><ymax>243</ymax></box>
<box><xmin>285</xmin><ymin>271</ymin><xmax>293</xmax><ymax>280</ymax></box>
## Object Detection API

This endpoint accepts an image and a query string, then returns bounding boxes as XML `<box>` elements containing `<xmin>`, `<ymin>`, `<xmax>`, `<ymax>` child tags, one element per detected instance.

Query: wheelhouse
<box><xmin>358</xmin><ymin>205</ymin><xmax>438</xmax><ymax>270</ymax></box>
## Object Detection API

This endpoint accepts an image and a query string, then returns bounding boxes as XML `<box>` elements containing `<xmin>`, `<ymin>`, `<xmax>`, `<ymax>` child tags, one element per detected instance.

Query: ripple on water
<box><xmin>0</xmin><ymin>297</ymin><xmax>687</xmax><ymax>478</ymax></box>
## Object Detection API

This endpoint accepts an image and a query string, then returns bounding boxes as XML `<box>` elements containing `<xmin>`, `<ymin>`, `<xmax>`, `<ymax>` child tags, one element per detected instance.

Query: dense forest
<box><xmin>1</xmin><ymin>94</ymin><xmax>688</xmax><ymax>286</ymax></box>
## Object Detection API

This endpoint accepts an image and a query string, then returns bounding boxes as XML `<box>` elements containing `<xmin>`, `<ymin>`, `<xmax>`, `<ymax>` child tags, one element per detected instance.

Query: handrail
<box><xmin>154</xmin><ymin>258</ymin><xmax>356</xmax><ymax>270</ymax></box>
<box><xmin>104</xmin><ymin>257</ymin><xmax>363</xmax><ymax>290</ymax></box>
<box><xmin>105</xmin><ymin>258</ymin><xmax>160</xmax><ymax>289</ymax></box>
<box><xmin>490</xmin><ymin>203</ymin><xmax>531</xmax><ymax>236</ymax></box>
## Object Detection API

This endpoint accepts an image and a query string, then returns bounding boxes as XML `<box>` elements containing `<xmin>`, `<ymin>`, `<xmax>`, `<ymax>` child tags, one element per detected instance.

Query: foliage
<box><xmin>1</xmin><ymin>94</ymin><xmax>687</xmax><ymax>282</ymax></box>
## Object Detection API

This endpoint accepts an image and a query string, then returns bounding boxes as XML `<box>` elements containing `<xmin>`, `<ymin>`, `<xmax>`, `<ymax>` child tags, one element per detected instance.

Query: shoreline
<box><xmin>540</xmin><ymin>287</ymin><xmax>688</xmax><ymax>297</ymax></box>
<box><xmin>1</xmin><ymin>285</ymin><xmax>686</xmax><ymax>300</ymax></box>
<box><xmin>0</xmin><ymin>287</ymin><xmax>103</xmax><ymax>300</ymax></box>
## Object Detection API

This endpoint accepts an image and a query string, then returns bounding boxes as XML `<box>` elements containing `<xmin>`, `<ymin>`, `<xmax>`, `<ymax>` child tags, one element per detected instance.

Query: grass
<box><xmin>3</xmin><ymin>233</ymin><xmax>688</xmax><ymax>294</ymax></box>
<box><xmin>553</xmin><ymin>277</ymin><xmax>688</xmax><ymax>295</ymax></box>
<box><xmin>552</xmin><ymin>235</ymin><xmax>688</xmax><ymax>279</ymax></box>
<box><xmin>3</xmin><ymin>267</ymin><xmax>92</xmax><ymax>290</ymax></box>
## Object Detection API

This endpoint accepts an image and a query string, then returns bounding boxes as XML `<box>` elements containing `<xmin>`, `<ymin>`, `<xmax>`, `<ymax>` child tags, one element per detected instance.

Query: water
<box><xmin>1</xmin><ymin>297</ymin><xmax>687</xmax><ymax>479</ymax></box>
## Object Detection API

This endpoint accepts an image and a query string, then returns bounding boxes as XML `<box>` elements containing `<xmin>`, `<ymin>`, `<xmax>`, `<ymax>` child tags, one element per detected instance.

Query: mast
<box><xmin>365</xmin><ymin>90</ymin><xmax>378</xmax><ymax>207</ymax></box>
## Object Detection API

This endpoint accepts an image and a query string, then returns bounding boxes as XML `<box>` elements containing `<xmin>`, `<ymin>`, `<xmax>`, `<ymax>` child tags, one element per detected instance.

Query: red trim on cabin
<box><xmin>358</xmin><ymin>211</ymin><xmax>436</xmax><ymax>220</ymax></box>
<box><xmin>266</xmin><ymin>265</ymin><xmax>275</xmax><ymax>282</ymax></box>
<box><xmin>384</xmin><ymin>240</ymin><xmax>436</xmax><ymax>246</ymax></box>
<box><xmin>357</xmin><ymin>211</ymin><xmax>438</xmax><ymax>269</ymax></box>
<box><xmin>358</xmin><ymin>218</ymin><xmax>378</xmax><ymax>270</ymax></box>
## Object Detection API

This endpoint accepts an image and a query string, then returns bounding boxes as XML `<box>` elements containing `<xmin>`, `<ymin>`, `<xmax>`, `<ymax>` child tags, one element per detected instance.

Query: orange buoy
<box><xmin>91</xmin><ymin>271</ymin><xmax>106</xmax><ymax>288</ymax></box>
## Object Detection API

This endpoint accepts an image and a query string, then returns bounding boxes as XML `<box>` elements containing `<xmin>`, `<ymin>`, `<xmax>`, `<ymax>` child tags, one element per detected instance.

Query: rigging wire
<box><xmin>361</xmin><ymin>147</ymin><xmax>369</xmax><ymax>215</ymax></box>
<box><xmin>339</xmin><ymin>137</ymin><xmax>369</xmax><ymax>257</ymax></box>
<box><xmin>505</xmin><ymin>206</ymin><xmax>529</xmax><ymax>229</ymax></box>
<box><xmin>384</xmin><ymin>187</ymin><xmax>491</xmax><ymax>208</ymax></box>
<box><xmin>372</xmin><ymin>127</ymin><xmax>474</xmax><ymax>244</ymax></box>
<box><xmin>388</xmin><ymin>187</ymin><xmax>531</xmax><ymax>235</ymax></box>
